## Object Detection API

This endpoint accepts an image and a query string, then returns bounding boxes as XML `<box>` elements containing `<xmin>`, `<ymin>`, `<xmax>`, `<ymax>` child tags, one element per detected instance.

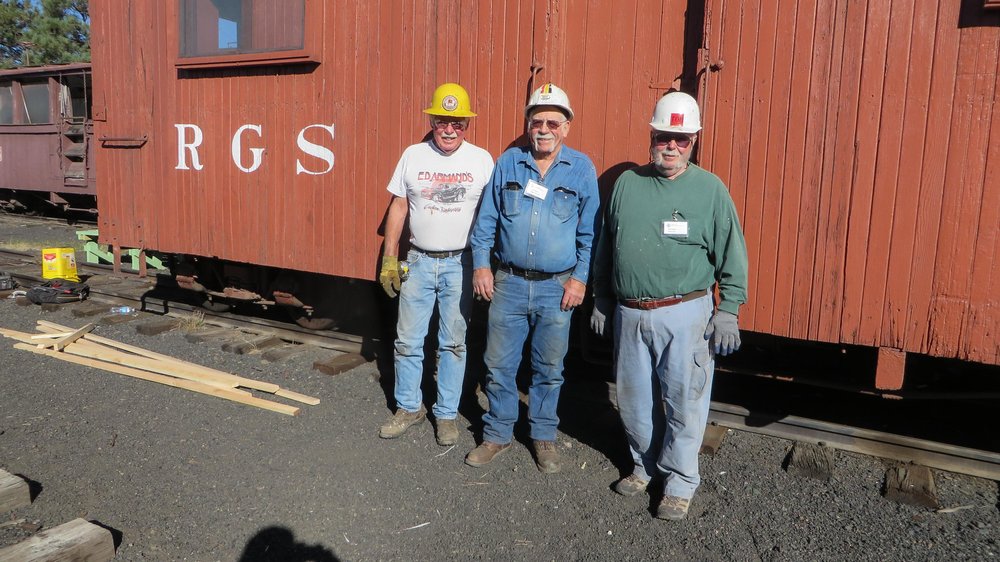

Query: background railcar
<box><xmin>0</xmin><ymin>63</ymin><xmax>96</xmax><ymax>214</ymax></box>
<box><xmin>88</xmin><ymin>0</ymin><xmax>999</xmax><ymax>388</ymax></box>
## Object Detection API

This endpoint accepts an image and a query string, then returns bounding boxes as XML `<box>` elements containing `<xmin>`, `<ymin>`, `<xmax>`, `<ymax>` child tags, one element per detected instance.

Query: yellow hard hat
<box><xmin>423</xmin><ymin>83</ymin><xmax>477</xmax><ymax>118</ymax></box>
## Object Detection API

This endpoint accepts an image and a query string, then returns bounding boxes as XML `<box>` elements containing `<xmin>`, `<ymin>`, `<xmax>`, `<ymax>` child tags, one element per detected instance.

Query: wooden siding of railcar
<box><xmin>700</xmin><ymin>0</ymin><xmax>1000</xmax><ymax>365</ymax></box>
<box><xmin>90</xmin><ymin>0</ymin><xmax>688</xmax><ymax>281</ymax></box>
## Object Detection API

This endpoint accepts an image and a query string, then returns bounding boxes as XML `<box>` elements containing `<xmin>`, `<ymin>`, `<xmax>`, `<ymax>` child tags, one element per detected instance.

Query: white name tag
<box><xmin>525</xmin><ymin>179</ymin><xmax>548</xmax><ymax>200</ymax></box>
<box><xmin>662</xmin><ymin>220</ymin><xmax>689</xmax><ymax>237</ymax></box>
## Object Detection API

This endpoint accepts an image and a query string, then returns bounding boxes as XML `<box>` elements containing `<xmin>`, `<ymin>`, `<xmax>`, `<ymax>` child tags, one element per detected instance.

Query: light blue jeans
<box><xmin>613</xmin><ymin>294</ymin><xmax>715</xmax><ymax>499</ymax></box>
<box><xmin>481</xmin><ymin>269</ymin><xmax>573</xmax><ymax>443</ymax></box>
<box><xmin>393</xmin><ymin>249</ymin><xmax>472</xmax><ymax>420</ymax></box>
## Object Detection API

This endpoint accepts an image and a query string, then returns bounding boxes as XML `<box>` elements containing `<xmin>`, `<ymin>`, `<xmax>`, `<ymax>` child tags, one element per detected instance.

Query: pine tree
<box><xmin>22</xmin><ymin>0</ymin><xmax>90</xmax><ymax>65</ymax></box>
<box><xmin>0</xmin><ymin>0</ymin><xmax>33</xmax><ymax>69</ymax></box>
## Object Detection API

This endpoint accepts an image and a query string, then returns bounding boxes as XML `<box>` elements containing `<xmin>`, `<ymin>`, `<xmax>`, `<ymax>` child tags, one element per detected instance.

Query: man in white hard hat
<box><xmin>465</xmin><ymin>83</ymin><xmax>600</xmax><ymax>473</ymax></box>
<box><xmin>377</xmin><ymin>83</ymin><xmax>495</xmax><ymax>446</ymax></box>
<box><xmin>590</xmin><ymin>91</ymin><xmax>748</xmax><ymax>520</ymax></box>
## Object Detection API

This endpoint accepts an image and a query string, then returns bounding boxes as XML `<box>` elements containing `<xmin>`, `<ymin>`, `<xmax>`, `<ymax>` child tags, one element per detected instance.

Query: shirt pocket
<box><xmin>501</xmin><ymin>182</ymin><xmax>523</xmax><ymax>217</ymax></box>
<box><xmin>551</xmin><ymin>187</ymin><xmax>579</xmax><ymax>221</ymax></box>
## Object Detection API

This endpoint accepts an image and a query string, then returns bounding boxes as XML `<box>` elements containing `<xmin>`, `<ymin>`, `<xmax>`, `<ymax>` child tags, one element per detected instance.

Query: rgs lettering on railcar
<box><xmin>173</xmin><ymin>123</ymin><xmax>335</xmax><ymax>175</ymax></box>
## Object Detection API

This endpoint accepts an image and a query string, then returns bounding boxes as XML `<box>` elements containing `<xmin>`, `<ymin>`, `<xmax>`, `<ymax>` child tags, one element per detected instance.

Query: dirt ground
<box><xmin>0</xmin><ymin>215</ymin><xmax>998</xmax><ymax>561</ymax></box>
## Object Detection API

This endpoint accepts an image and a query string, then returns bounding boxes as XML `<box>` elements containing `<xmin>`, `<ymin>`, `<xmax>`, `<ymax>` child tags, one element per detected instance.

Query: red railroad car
<box><xmin>89</xmin><ymin>1</ymin><xmax>999</xmax><ymax>385</ymax></box>
<box><xmin>0</xmin><ymin>63</ymin><xmax>96</xmax><ymax>213</ymax></box>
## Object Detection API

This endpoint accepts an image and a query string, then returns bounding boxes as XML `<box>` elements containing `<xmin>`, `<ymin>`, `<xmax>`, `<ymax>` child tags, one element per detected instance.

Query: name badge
<box><xmin>662</xmin><ymin>220</ymin><xmax>688</xmax><ymax>237</ymax></box>
<box><xmin>525</xmin><ymin>179</ymin><xmax>548</xmax><ymax>200</ymax></box>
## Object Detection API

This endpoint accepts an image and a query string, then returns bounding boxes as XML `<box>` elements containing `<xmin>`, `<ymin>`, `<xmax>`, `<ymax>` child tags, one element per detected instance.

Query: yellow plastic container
<box><xmin>41</xmin><ymin>247</ymin><xmax>79</xmax><ymax>282</ymax></box>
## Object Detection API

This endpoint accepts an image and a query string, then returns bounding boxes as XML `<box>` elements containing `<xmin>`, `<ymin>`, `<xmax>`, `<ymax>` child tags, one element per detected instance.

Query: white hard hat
<box><xmin>525</xmin><ymin>83</ymin><xmax>574</xmax><ymax>120</ymax></box>
<box><xmin>650</xmin><ymin>91</ymin><xmax>701</xmax><ymax>134</ymax></box>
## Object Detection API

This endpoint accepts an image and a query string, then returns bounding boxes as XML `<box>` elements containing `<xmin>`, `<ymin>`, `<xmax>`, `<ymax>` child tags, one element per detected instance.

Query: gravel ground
<box><xmin>0</xmin><ymin>216</ymin><xmax>998</xmax><ymax>561</ymax></box>
<box><xmin>0</xmin><ymin>299</ymin><xmax>997</xmax><ymax>562</ymax></box>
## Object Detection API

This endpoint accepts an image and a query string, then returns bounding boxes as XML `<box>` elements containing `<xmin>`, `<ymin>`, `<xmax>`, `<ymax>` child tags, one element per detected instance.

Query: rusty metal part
<box><xmin>222</xmin><ymin>287</ymin><xmax>262</xmax><ymax>301</ymax></box>
<box><xmin>272</xmin><ymin>290</ymin><xmax>304</xmax><ymax>308</ymax></box>
<box><xmin>709</xmin><ymin>402</ymin><xmax>1000</xmax><ymax>481</ymax></box>
<box><xmin>175</xmin><ymin>274</ymin><xmax>205</xmax><ymax>292</ymax></box>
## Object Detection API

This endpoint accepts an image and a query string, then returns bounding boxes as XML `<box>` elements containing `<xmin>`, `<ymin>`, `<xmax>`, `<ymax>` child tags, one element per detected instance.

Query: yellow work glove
<box><xmin>379</xmin><ymin>255</ymin><xmax>402</xmax><ymax>298</ymax></box>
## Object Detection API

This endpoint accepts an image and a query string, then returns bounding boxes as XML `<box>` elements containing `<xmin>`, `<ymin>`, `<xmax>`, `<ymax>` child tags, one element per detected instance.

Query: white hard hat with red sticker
<box><xmin>650</xmin><ymin>91</ymin><xmax>702</xmax><ymax>134</ymax></box>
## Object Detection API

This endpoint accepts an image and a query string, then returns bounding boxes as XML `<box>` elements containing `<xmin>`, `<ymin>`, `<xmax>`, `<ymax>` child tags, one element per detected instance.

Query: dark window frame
<box><xmin>175</xmin><ymin>0</ymin><xmax>321</xmax><ymax>70</ymax></box>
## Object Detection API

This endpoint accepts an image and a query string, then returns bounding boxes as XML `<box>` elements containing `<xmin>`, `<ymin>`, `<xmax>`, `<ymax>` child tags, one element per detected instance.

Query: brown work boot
<box><xmin>378</xmin><ymin>407</ymin><xmax>426</xmax><ymax>439</ymax></box>
<box><xmin>614</xmin><ymin>474</ymin><xmax>650</xmax><ymax>496</ymax></box>
<box><xmin>656</xmin><ymin>495</ymin><xmax>691</xmax><ymax>520</ymax></box>
<box><xmin>465</xmin><ymin>440</ymin><xmax>511</xmax><ymax>467</ymax></box>
<box><xmin>435</xmin><ymin>418</ymin><xmax>459</xmax><ymax>446</ymax></box>
<box><xmin>532</xmin><ymin>440</ymin><xmax>561</xmax><ymax>473</ymax></box>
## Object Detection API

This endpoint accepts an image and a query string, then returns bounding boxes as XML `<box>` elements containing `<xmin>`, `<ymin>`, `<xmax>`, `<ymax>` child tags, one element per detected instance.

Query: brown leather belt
<box><xmin>619</xmin><ymin>289</ymin><xmax>708</xmax><ymax>310</ymax></box>
<box><xmin>413</xmin><ymin>246</ymin><xmax>468</xmax><ymax>259</ymax></box>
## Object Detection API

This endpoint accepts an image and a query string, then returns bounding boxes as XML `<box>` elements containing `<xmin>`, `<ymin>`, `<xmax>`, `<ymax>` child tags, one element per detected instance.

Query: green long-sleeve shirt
<box><xmin>592</xmin><ymin>163</ymin><xmax>748</xmax><ymax>315</ymax></box>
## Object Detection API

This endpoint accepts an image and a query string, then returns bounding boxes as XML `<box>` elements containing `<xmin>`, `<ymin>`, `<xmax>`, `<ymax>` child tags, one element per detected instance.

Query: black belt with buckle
<box><xmin>499</xmin><ymin>264</ymin><xmax>573</xmax><ymax>281</ymax></box>
<box><xmin>413</xmin><ymin>246</ymin><xmax>468</xmax><ymax>259</ymax></box>
<box><xmin>619</xmin><ymin>289</ymin><xmax>708</xmax><ymax>310</ymax></box>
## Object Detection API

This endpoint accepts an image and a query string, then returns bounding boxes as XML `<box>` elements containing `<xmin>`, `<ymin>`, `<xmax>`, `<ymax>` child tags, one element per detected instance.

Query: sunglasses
<box><xmin>652</xmin><ymin>132</ymin><xmax>693</xmax><ymax>148</ymax></box>
<box><xmin>432</xmin><ymin>119</ymin><xmax>468</xmax><ymax>131</ymax></box>
<box><xmin>528</xmin><ymin>119</ymin><xmax>567</xmax><ymax>130</ymax></box>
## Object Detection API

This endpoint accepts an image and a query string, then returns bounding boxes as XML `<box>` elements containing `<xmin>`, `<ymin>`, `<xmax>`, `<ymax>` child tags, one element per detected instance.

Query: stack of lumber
<box><xmin>1</xmin><ymin>320</ymin><xmax>319</xmax><ymax>416</ymax></box>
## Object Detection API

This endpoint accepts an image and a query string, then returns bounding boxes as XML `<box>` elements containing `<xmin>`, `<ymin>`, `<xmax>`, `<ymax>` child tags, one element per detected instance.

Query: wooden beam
<box><xmin>313</xmin><ymin>353</ymin><xmax>369</xmax><ymax>376</ymax></box>
<box><xmin>42</xmin><ymin>323</ymin><xmax>94</xmax><ymax>352</ymax></box>
<box><xmin>275</xmin><ymin>388</ymin><xmax>321</xmax><ymax>406</ymax></box>
<box><xmin>883</xmin><ymin>463</ymin><xmax>938</xmax><ymax>509</ymax></box>
<box><xmin>0</xmin><ymin>470</ymin><xmax>31</xmax><ymax>512</ymax></box>
<box><xmin>12</xmin><ymin>344</ymin><xmax>299</xmax><ymax>416</ymax></box>
<box><xmin>36</xmin><ymin>321</ymin><xmax>281</xmax><ymax>393</ymax></box>
<box><xmin>784</xmin><ymin>442</ymin><xmax>835</xmax><ymax>481</ymax></box>
<box><xmin>0</xmin><ymin>518</ymin><xmax>115</xmax><ymax>562</ymax></box>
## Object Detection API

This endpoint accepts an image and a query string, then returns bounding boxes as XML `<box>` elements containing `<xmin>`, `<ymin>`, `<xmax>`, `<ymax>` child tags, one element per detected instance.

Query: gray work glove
<box><xmin>590</xmin><ymin>297</ymin><xmax>615</xmax><ymax>338</ymax></box>
<box><xmin>704</xmin><ymin>310</ymin><xmax>741</xmax><ymax>356</ymax></box>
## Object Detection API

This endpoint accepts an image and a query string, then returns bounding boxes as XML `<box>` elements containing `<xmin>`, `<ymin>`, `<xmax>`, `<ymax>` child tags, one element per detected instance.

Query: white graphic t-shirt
<box><xmin>387</xmin><ymin>140</ymin><xmax>495</xmax><ymax>252</ymax></box>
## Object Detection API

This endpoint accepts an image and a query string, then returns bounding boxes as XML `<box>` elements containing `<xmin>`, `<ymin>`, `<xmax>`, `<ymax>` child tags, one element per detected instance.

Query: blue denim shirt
<box><xmin>471</xmin><ymin>145</ymin><xmax>600</xmax><ymax>283</ymax></box>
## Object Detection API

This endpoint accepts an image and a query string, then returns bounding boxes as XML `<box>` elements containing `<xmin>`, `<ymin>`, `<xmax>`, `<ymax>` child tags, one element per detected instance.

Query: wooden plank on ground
<box><xmin>0</xmin><ymin>518</ymin><xmax>115</xmax><ymax>562</ymax></box>
<box><xmin>0</xmin><ymin>470</ymin><xmax>31</xmax><ymax>512</ymax></box>
<box><xmin>71</xmin><ymin>301</ymin><xmax>110</xmax><ymax>318</ymax></box>
<box><xmin>275</xmin><ymin>388</ymin><xmax>321</xmax><ymax>406</ymax></box>
<box><xmin>184</xmin><ymin>327</ymin><xmax>232</xmax><ymax>343</ymax></box>
<box><xmin>221</xmin><ymin>335</ymin><xmax>283</xmax><ymax>355</ymax></box>
<box><xmin>99</xmin><ymin>313</ymin><xmax>137</xmax><ymax>326</ymax></box>
<box><xmin>313</xmin><ymin>353</ymin><xmax>369</xmax><ymax>376</ymax></box>
<box><xmin>36</xmin><ymin>321</ymin><xmax>281</xmax><ymax>394</ymax></box>
<box><xmin>883</xmin><ymin>463</ymin><xmax>938</xmax><ymax>509</ymax></box>
<box><xmin>262</xmin><ymin>344</ymin><xmax>308</xmax><ymax>363</ymax></box>
<box><xmin>699</xmin><ymin>424</ymin><xmax>729</xmax><ymax>456</ymax></box>
<box><xmin>46</xmin><ymin>323</ymin><xmax>94</xmax><ymax>352</ymax></box>
<box><xmin>784</xmin><ymin>442</ymin><xmax>835</xmax><ymax>481</ymax></box>
<box><xmin>135</xmin><ymin>317</ymin><xmax>180</xmax><ymax>336</ymax></box>
<box><xmin>12</xmin><ymin>343</ymin><xmax>299</xmax><ymax>416</ymax></box>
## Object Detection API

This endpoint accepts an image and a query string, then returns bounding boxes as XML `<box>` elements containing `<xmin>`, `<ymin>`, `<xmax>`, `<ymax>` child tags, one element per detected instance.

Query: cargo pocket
<box><xmin>688</xmin><ymin>349</ymin><xmax>712</xmax><ymax>400</ymax></box>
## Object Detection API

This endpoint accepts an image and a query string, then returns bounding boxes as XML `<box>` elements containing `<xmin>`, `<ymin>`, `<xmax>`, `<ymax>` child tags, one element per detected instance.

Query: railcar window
<box><xmin>0</xmin><ymin>84</ymin><xmax>12</xmax><ymax>125</ymax></box>
<box><xmin>180</xmin><ymin>0</ymin><xmax>305</xmax><ymax>57</ymax></box>
<box><xmin>22</xmin><ymin>82</ymin><xmax>51</xmax><ymax>125</ymax></box>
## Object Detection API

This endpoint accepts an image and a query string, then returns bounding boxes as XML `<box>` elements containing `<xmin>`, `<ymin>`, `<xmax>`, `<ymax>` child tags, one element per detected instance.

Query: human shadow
<box><xmin>238</xmin><ymin>526</ymin><xmax>339</xmax><ymax>562</ymax></box>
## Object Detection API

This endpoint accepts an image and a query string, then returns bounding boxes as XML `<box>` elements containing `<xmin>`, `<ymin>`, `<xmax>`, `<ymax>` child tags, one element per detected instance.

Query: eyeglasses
<box><xmin>432</xmin><ymin>119</ymin><xmax>468</xmax><ymax>131</ymax></box>
<box><xmin>528</xmin><ymin>119</ymin><xmax>567</xmax><ymax>130</ymax></box>
<box><xmin>652</xmin><ymin>132</ymin><xmax>693</xmax><ymax>148</ymax></box>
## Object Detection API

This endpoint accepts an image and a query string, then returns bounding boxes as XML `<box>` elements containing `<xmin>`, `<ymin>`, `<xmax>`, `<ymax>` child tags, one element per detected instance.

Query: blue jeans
<box><xmin>481</xmin><ymin>269</ymin><xmax>573</xmax><ymax>443</ymax></box>
<box><xmin>393</xmin><ymin>249</ymin><xmax>472</xmax><ymax>420</ymax></box>
<box><xmin>613</xmin><ymin>294</ymin><xmax>714</xmax><ymax>500</ymax></box>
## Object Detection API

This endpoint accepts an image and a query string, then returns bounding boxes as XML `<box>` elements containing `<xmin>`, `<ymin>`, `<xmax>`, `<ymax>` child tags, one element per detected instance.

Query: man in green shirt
<box><xmin>590</xmin><ymin>91</ymin><xmax>748</xmax><ymax>520</ymax></box>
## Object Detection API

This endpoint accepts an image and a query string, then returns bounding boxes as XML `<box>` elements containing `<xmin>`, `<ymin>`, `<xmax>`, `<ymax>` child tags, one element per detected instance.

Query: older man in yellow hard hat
<box><xmin>377</xmin><ymin>83</ymin><xmax>495</xmax><ymax>446</ymax></box>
